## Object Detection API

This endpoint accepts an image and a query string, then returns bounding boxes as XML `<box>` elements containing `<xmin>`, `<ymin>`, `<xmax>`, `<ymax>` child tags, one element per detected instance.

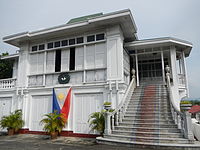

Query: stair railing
<box><xmin>165</xmin><ymin>66</ymin><xmax>194</xmax><ymax>142</ymax></box>
<box><xmin>104</xmin><ymin>69</ymin><xmax>136</xmax><ymax>135</ymax></box>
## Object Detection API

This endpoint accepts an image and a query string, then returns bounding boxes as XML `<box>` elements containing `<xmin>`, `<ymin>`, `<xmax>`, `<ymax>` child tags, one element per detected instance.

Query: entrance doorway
<box><xmin>137</xmin><ymin>53</ymin><xmax>167</xmax><ymax>81</ymax></box>
<box><xmin>138</xmin><ymin>58</ymin><xmax>162</xmax><ymax>80</ymax></box>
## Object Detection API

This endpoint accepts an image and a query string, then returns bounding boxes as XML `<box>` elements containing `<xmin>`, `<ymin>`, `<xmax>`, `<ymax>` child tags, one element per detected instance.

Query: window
<box><xmin>54</xmin><ymin>41</ymin><xmax>61</xmax><ymax>48</ymax></box>
<box><xmin>76</xmin><ymin>37</ymin><xmax>84</xmax><ymax>44</ymax></box>
<box><xmin>55</xmin><ymin>50</ymin><xmax>61</xmax><ymax>72</ymax></box>
<box><xmin>47</xmin><ymin>42</ymin><xmax>53</xmax><ymax>49</ymax></box>
<box><xmin>96</xmin><ymin>33</ymin><xmax>105</xmax><ymax>41</ymax></box>
<box><xmin>69</xmin><ymin>47</ymin><xmax>75</xmax><ymax>70</ymax></box>
<box><xmin>69</xmin><ymin>39</ymin><xmax>75</xmax><ymax>45</ymax></box>
<box><xmin>32</xmin><ymin>46</ymin><xmax>38</xmax><ymax>52</ymax></box>
<box><xmin>87</xmin><ymin>35</ymin><xmax>95</xmax><ymax>42</ymax></box>
<box><xmin>39</xmin><ymin>44</ymin><xmax>45</xmax><ymax>50</ymax></box>
<box><xmin>61</xmin><ymin>40</ymin><xmax>68</xmax><ymax>46</ymax></box>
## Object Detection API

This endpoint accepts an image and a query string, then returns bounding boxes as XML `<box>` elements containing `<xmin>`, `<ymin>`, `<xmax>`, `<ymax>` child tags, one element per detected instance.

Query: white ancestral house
<box><xmin>0</xmin><ymin>9</ymin><xmax>196</xmax><ymax>146</ymax></box>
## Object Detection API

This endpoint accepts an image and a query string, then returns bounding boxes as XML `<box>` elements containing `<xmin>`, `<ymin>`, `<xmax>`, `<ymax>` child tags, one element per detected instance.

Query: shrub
<box><xmin>0</xmin><ymin>109</ymin><xmax>24</xmax><ymax>133</ymax></box>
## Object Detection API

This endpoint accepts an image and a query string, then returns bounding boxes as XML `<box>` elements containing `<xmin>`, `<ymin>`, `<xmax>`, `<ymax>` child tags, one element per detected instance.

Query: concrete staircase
<box><xmin>97</xmin><ymin>81</ymin><xmax>200</xmax><ymax>149</ymax></box>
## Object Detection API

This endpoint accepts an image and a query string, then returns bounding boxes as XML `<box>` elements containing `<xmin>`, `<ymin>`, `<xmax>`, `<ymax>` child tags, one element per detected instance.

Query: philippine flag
<box><xmin>52</xmin><ymin>88</ymin><xmax>72</xmax><ymax>122</ymax></box>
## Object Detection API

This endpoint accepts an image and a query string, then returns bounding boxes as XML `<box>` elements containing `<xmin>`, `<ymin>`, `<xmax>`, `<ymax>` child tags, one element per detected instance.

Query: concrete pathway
<box><xmin>0</xmin><ymin>133</ymin><xmax>171</xmax><ymax>150</ymax></box>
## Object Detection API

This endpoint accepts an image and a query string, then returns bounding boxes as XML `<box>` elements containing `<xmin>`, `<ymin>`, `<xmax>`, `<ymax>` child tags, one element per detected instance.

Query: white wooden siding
<box><xmin>61</xmin><ymin>49</ymin><xmax>70</xmax><ymax>71</ymax></box>
<box><xmin>0</xmin><ymin>97</ymin><xmax>12</xmax><ymax>131</ymax></box>
<box><xmin>30</xmin><ymin>95</ymin><xmax>52</xmax><ymax>131</ymax></box>
<box><xmin>46</xmin><ymin>51</ymin><xmax>55</xmax><ymax>73</ymax></box>
<box><xmin>123</xmin><ymin>50</ymin><xmax>130</xmax><ymax>73</ymax></box>
<box><xmin>74</xmin><ymin>93</ymin><xmax>103</xmax><ymax>134</ymax></box>
<box><xmin>86</xmin><ymin>45</ymin><xmax>95</xmax><ymax>69</ymax></box>
<box><xmin>29</xmin><ymin>54</ymin><xmax>38</xmax><ymax>75</ymax></box>
<box><xmin>95</xmin><ymin>43</ymin><xmax>106</xmax><ymax>68</ymax></box>
<box><xmin>86</xmin><ymin>43</ymin><xmax>106</xmax><ymax>69</ymax></box>
<box><xmin>29</xmin><ymin>53</ymin><xmax>44</xmax><ymax>74</ymax></box>
<box><xmin>75</xmin><ymin>46</ymin><xmax>84</xmax><ymax>70</ymax></box>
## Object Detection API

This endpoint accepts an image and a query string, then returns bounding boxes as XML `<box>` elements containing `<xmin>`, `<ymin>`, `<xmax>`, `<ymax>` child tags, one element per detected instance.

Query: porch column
<box><xmin>182</xmin><ymin>50</ymin><xmax>189</xmax><ymax>96</ymax></box>
<box><xmin>135</xmin><ymin>54</ymin><xmax>139</xmax><ymax>86</ymax></box>
<box><xmin>161</xmin><ymin>50</ymin><xmax>165</xmax><ymax>83</ymax></box>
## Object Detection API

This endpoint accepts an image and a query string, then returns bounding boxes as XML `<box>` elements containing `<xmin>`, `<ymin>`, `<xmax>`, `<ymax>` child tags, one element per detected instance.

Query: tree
<box><xmin>0</xmin><ymin>52</ymin><xmax>13</xmax><ymax>79</ymax></box>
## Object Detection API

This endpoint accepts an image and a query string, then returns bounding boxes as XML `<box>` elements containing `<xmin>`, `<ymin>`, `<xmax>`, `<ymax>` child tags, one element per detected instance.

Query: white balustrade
<box><xmin>104</xmin><ymin>68</ymin><xmax>136</xmax><ymax>135</ymax></box>
<box><xmin>166</xmin><ymin>66</ymin><xmax>194</xmax><ymax>142</ymax></box>
<box><xmin>0</xmin><ymin>78</ymin><xmax>17</xmax><ymax>89</ymax></box>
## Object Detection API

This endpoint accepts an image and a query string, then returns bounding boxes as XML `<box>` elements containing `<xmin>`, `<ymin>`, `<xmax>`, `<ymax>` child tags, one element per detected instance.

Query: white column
<box><xmin>83</xmin><ymin>41</ymin><xmax>86</xmax><ymax>83</ymax></box>
<box><xmin>161</xmin><ymin>50</ymin><xmax>165</xmax><ymax>83</ymax></box>
<box><xmin>43</xmin><ymin>51</ymin><xmax>47</xmax><ymax>86</ymax></box>
<box><xmin>135</xmin><ymin>54</ymin><xmax>139</xmax><ymax>86</ymax></box>
<box><xmin>182</xmin><ymin>51</ymin><xmax>189</xmax><ymax>96</ymax></box>
<box><xmin>170</xmin><ymin>46</ymin><xmax>178</xmax><ymax>85</ymax></box>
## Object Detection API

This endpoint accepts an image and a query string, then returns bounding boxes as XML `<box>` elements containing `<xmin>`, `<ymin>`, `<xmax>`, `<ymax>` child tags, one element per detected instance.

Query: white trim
<box><xmin>161</xmin><ymin>50</ymin><xmax>165</xmax><ymax>83</ymax></box>
<box><xmin>182</xmin><ymin>51</ymin><xmax>189</xmax><ymax>97</ymax></box>
<box><xmin>135</xmin><ymin>54</ymin><xmax>139</xmax><ymax>86</ymax></box>
<box><xmin>3</xmin><ymin>9</ymin><xmax>137</xmax><ymax>45</ymax></box>
<box><xmin>125</xmin><ymin>37</ymin><xmax>192</xmax><ymax>48</ymax></box>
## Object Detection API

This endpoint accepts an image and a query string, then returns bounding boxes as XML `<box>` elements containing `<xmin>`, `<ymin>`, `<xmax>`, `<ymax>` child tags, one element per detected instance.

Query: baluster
<box><xmin>177</xmin><ymin>114</ymin><xmax>181</xmax><ymax>129</ymax></box>
<box><xmin>119</xmin><ymin>109</ymin><xmax>123</xmax><ymax>123</ymax></box>
<box><xmin>104</xmin><ymin>111</ymin><xmax>111</xmax><ymax>135</ymax></box>
<box><xmin>174</xmin><ymin>112</ymin><xmax>177</xmax><ymax>124</ymax></box>
<box><xmin>9</xmin><ymin>80</ymin><xmax>10</xmax><ymax>88</ymax></box>
<box><xmin>116</xmin><ymin>112</ymin><xmax>119</xmax><ymax>126</ymax></box>
<box><xmin>111</xmin><ymin>115</ymin><xmax>114</xmax><ymax>130</ymax></box>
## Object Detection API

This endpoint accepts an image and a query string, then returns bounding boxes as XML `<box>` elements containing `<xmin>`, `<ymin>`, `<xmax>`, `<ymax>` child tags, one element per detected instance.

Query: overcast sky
<box><xmin>0</xmin><ymin>0</ymin><xmax>199</xmax><ymax>98</ymax></box>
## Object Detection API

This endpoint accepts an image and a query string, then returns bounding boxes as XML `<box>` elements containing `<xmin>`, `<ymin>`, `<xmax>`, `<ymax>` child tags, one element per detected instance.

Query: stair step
<box><xmin>112</xmin><ymin>130</ymin><xmax>183</xmax><ymax>138</ymax></box>
<box><xmin>128</xmin><ymin>101</ymin><xmax>169</xmax><ymax>107</ymax></box>
<box><xmin>125</xmin><ymin>112</ymin><xmax>171</xmax><ymax>115</ymax></box>
<box><xmin>124</xmin><ymin>115</ymin><xmax>173</xmax><ymax>120</ymax></box>
<box><xmin>114</xmin><ymin>126</ymin><xmax>181</xmax><ymax>133</ymax></box>
<box><xmin>119</xmin><ymin>122</ymin><xmax>177</xmax><ymax>128</ymax></box>
<box><xmin>104</xmin><ymin>134</ymin><xmax>189</xmax><ymax>144</ymax></box>
<box><xmin>126</xmin><ymin>108</ymin><xmax>171</xmax><ymax>111</ymax></box>
<box><xmin>122</xmin><ymin>118</ymin><xmax>174</xmax><ymax>123</ymax></box>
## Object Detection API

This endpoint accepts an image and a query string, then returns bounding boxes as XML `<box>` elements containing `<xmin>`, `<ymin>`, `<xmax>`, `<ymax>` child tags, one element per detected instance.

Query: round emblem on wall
<box><xmin>58</xmin><ymin>73</ymin><xmax>70</xmax><ymax>84</ymax></box>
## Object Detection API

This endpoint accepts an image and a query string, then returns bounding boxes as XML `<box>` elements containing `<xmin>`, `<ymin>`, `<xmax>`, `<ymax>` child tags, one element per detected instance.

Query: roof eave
<box><xmin>125</xmin><ymin>37</ymin><xmax>192</xmax><ymax>57</ymax></box>
<box><xmin>3</xmin><ymin>9</ymin><xmax>138</xmax><ymax>47</ymax></box>
<box><xmin>0</xmin><ymin>53</ymin><xmax>19</xmax><ymax>60</ymax></box>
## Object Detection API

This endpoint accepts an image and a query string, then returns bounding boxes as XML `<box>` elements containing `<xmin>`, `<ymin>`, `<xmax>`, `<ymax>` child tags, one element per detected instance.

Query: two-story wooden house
<box><xmin>1</xmin><ymin>10</ymin><xmax>195</xmax><ymax>147</ymax></box>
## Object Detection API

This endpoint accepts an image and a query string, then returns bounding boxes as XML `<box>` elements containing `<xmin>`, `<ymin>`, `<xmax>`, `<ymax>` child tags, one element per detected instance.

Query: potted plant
<box><xmin>40</xmin><ymin>112</ymin><xmax>66</xmax><ymax>139</ymax></box>
<box><xmin>180</xmin><ymin>101</ymin><xmax>192</xmax><ymax>112</ymax></box>
<box><xmin>88</xmin><ymin>111</ymin><xmax>105</xmax><ymax>135</ymax></box>
<box><xmin>103</xmin><ymin>102</ymin><xmax>111</xmax><ymax>111</ymax></box>
<box><xmin>0</xmin><ymin>109</ymin><xmax>24</xmax><ymax>136</ymax></box>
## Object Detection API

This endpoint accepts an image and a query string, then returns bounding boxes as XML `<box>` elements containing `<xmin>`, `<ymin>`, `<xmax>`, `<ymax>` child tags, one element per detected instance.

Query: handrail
<box><xmin>110</xmin><ymin>77</ymin><xmax>135</xmax><ymax>116</ymax></box>
<box><xmin>165</xmin><ymin>66</ymin><xmax>194</xmax><ymax>142</ymax></box>
<box><xmin>104</xmin><ymin>69</ymin><xmax>136</xmax><ymax>135</ymax></box>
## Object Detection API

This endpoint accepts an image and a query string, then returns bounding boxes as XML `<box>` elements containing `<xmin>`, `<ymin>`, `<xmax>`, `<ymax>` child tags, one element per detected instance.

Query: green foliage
<box><xmin>88</xmin><ymin>111</ymin><xmax>105</xmax><ymax>135</ymax></box>
<box><xmin>190</xmin><ymin>100</ymin><xmax>200</xmax><ymax>105</ymax></box>
<box><xmin>103</xmin><ymin>102</ymin><xmax>111</xmax><ymax>105</ymax></box>
<box><xmin>180</xmin><ymin>101</ymin><xmax>192</xmax><ymax>104</ymax></box>
<box><xmin>40</xmin><ymin>112</ymin><xmax>66</xmax><ymax>134</ymax></box>
<box><xmin>0</xmin><ymin>52</ymin><xmax>13</xmax><ymax>79</ymax></box>
<box><xmin>0</xmin><ymin>109</ymin><xmax>24</xmax><ymax>132</ymax></box>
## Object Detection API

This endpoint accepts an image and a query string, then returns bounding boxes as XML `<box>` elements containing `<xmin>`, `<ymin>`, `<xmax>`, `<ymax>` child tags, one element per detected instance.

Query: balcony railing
<box><xmin>0</xmin><ymin>78</ymin><xmax>17</xmax><ymax>89</ymax></box>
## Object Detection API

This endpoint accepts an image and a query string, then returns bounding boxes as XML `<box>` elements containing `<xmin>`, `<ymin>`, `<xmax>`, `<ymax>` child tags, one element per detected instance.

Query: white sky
<box><xmin>0</xmin><ymin>0</ymin><xmax>200</xmax><ymax>98</ymax></box>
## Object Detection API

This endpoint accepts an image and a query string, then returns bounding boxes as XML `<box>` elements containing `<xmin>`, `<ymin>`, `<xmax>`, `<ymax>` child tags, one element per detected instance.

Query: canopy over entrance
<box><xmin>125</xmin><ymin>37</ymin><xmax>192</xmax><ymax>86</ymax></box>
